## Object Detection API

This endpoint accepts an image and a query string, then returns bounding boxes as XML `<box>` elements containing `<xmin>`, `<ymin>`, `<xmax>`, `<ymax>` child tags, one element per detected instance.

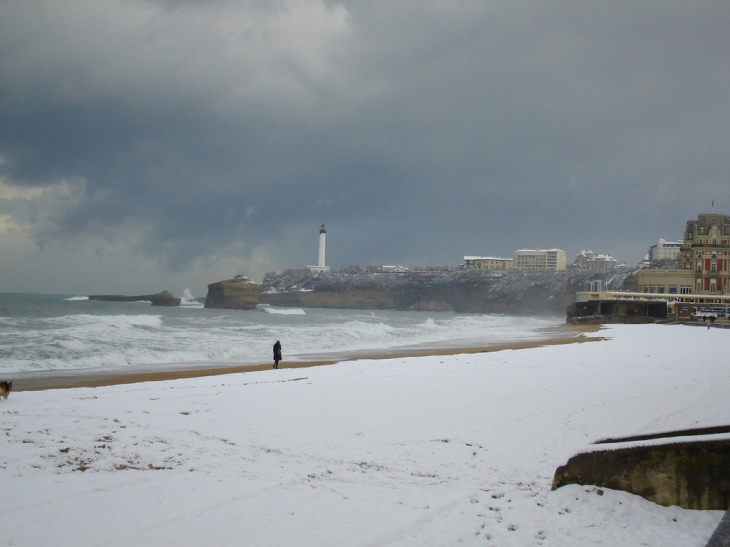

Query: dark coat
<box><xmin>273</xmin><ymin>341</ymin><xmax>282</xmax><ymax>361</ymax></box>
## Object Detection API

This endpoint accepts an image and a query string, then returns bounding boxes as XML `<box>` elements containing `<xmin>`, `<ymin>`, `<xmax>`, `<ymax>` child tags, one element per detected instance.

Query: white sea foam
<box><xmin>179</xmin><ymin>288</ymin><xmax>204</xmax><ymax>308</ymax></box>
<box><xmin>262</xmin><ymin>307</ymin><xmax>307</xmax><ymax>315</ymax></box>
<box><xmin>46</xmin><ymin>314</ymin><xmax>164</xmax><ymax>328</ymax></box>
<box><xmin>180</xmin><ymin>300</ymin><xmax>204</xmax><ymax>308</ymax></box>
<box><xmin>0</xmin><ymin>294</ymin><xmax>564</xmax><ymax>374</ymax></box>
<box><xmin>64</xmin><ymin>296</ymin><xmax>89</xmax><ymax>301</ymax></box>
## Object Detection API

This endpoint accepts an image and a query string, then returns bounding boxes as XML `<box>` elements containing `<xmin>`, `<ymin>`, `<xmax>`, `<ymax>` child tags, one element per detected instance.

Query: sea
<box><xmin>0</xmin><ymin>292</ymin><xmax>565</xmax><ymax>378</ymax></box>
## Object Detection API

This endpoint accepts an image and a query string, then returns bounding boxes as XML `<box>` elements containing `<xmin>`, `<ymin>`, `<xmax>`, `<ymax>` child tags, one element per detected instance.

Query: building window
<box><xmin>680</xmin><ymin>285</ymin><xmax>691</xmax><ymax>294</ymax></box>
<box><xmin>712</xmin><ymin>262</ymin><xmax>717</xmax><ymax>272</ymax></box>
<box><xmin>711</xmin><ymin>282</ymin><xmax>716</xmax><ymax>293</ymax></box>
<box><xmin>669</xmin><ymin>286</ymin><xmax>677</xmax><ymax>294</ymax></box>
<box><xmin>658</xmin><ymin>286</ymin><xmax>665</xmax><ymax>294</ymax></box>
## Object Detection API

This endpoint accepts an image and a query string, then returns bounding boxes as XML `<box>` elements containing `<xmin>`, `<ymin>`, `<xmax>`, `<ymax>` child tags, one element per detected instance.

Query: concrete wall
<box><xmin>552</xmin><ymin>439</ymin><xmax>730</xmax><ymax>510</ymax></box>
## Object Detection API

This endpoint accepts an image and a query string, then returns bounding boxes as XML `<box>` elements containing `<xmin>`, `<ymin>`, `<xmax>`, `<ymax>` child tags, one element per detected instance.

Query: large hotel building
<box><xmin>513</xmin><ymin>249</ymin><xmax>566</xmax><ymax>271</ymax></box>
<box><xmin>639</xmin><ymin>213</ymin><xmax>730</xmax><ymax>295</ymax></box>
<box><xmin>678</xmin><ymin>213</ymin><xmax>730</xmax><ymax>294</ymax></box>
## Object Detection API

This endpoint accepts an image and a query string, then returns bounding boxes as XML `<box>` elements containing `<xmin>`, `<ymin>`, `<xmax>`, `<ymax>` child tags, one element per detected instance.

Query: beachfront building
<box><xmin>676</xmin><ymin>213</ymin><xmax>730</xmax><ymax>295</ymax></box>
<box><xmin>637</xmin><ymin>269</ymin><xmax>694</xmax><ymax>295</ymax></box>
<box><xmin>463</xmin><ymin>256</ymin><xmax>514</xmax><ymax>270</ymax></box>
<box><xmin>648</xmin><ymin>238</ymin><xmax>682</xmax><ymax>262</ymax></box>
<box><xmin>513</xmin><ymin>249</ymin><xmax>566</xmax><ymax>271</ymax></box>
<box><xmin>307</xmin><ymin>224</ymin><xmax>330</xmax><ymax>274</ymax></box>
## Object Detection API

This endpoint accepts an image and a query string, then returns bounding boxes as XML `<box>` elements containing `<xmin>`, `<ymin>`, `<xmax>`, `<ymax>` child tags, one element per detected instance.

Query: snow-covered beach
<box><xmin>1</xmin><ymin>323</ymin><xmax>727</xmax><ymax>546</ymax></box>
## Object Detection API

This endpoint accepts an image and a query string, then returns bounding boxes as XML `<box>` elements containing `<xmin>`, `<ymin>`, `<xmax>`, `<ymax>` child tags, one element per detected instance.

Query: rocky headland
<box><xmin>259</xmin><ymin>266</ymin><xmax>633</xmax><ymax>316</ymax></box>
<box><xmin>204</xmin><ymin>275</ymin><xmax>259</xmax><ymax>310</ymax></box>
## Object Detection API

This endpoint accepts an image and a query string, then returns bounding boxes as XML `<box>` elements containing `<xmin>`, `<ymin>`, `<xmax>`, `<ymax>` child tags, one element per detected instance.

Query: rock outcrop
<box><xmin>204</xmin><ymin>276</ymin><xmax>259</xmax><ymax>310</ymax></box>
<box><xmin>88</xmin><ymin>290</ymin><xmax>181</xmax><ymax>306</ymax></box>
<box><xmin>259</xmin><ymin>267</ymin><xmax>633</xmax><ymax>315</ymax></box>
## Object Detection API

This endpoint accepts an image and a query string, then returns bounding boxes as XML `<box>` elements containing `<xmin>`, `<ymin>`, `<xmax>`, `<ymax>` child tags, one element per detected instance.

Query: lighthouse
<box><xmin>307</xmin><ymin>224</ymin><xmax>330</xmax><ymax>273</ymax></box>
<box><xmin>318</xmin><ymin>224</ymin><xmax>327</xmax><ymax>268</ymax></box>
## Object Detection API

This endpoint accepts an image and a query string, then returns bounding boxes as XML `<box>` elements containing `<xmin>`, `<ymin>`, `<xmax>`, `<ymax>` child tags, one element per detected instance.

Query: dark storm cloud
<box><xmin>1</xmin><ymin>0</ymin><xmax>729</xmax><ymax>276</ymax></box>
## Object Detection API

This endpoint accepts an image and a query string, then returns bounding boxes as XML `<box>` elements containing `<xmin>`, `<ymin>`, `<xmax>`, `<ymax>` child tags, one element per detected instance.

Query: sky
<box><xmin>1</xmin><ymin>1</ymin><xmax>729</xmax><ymax>296</ymax></box>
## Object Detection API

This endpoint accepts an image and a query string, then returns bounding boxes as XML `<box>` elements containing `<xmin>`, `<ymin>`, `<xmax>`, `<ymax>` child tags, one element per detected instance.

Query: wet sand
<box><xmin>14</xmin><ymin>324</ymin><xmax>602</xmax><ymax>392</ymax></box>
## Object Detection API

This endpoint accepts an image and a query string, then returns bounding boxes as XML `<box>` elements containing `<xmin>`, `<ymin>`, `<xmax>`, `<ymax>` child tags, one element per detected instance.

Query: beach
<box><xmin>1</xmin><ymin>323</ymin><xmax>726</xmax><ymax>546</ymax></box>
<box><xmin>14</xmin><ymin>326</ymin><xmax>599</xmax><ymax>391</ymax></box>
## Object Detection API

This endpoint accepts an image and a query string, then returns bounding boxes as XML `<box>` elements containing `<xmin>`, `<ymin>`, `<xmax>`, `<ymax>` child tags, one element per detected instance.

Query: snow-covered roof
<box><xmin>649</xmin><ymin>241</ymin><xmax>682</xmax><ymax>249</ymax></box>
<box><xmin>514</xmin><ymin>249</ymin><xmax>564</xmax><ymax>252</ymax></box>
<box><xmin>463</xmin><ymin>256</ymin><xmax>512</xmax><ymax>261</ymax></box>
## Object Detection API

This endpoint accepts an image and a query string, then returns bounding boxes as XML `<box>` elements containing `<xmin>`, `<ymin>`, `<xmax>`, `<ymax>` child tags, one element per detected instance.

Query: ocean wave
<box><xmin>65</xmin><ymin>296</ymin><xmax>89</xmax><ymax>301</ymax></box>
<box><xmin>44</xmin><ymin>314</ymin><xmax>164</xmax><ymax>329</ymax></box>
<box><xmin>0</xmin><ymin>293</ymin><xmax>564</xmax><ymax>374</ymax></box>
<box><xmin>180</xmin><ymin>301</ymin><xmax>205</xmax><ymax>308</ymax></box>
<box><xmin>262</xmin><ymin>307</ymin><xmax>306</xmax><ymax>315</ymax></box>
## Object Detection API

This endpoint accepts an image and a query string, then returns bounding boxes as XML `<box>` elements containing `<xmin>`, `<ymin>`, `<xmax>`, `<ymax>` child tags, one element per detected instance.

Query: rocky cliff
<box><xmin>259</xmin><ymin>267</ymin><xmax>632</xmax><ymax>315</ymax></box>
<box><xmin>88</xmin><ymin>290</ymin><xmax>181</xmax><ymax>306</ymax></box>
<box><xmin>204</xmin><ymin>276</ymin><xmax>259</xmax><ymax>310</ymax></box>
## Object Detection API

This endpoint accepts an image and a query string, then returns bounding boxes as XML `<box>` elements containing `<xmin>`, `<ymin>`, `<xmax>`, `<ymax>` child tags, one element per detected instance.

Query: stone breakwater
<box><xmin>259</xmin><ymin>267</ymin><xmax>632</xmax><ymax>315</ymax></box>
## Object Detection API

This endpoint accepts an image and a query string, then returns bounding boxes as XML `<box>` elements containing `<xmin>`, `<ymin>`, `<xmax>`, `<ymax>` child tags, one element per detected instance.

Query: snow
<box><xmin>568</xmin><ymin>432</ymin><xmax>730</xmax><ymax>459</ymax></box>
<box><xmin>1</xmin><ymin>324</ymin><xmax>727</xmax><ymax>546</ymax></box>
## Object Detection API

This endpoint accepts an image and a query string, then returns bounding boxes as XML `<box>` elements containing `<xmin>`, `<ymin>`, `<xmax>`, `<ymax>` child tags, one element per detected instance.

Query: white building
<box><xmin>585</xmin><ymin>255</ymin><xmax>617</xmax><ymax>270</ymax></box>
<box><xmin>572</xmin><ymin>250</ymin><xmax>617</xmax><ymax>271</ymax></box>
<box><xmin>463</xmin><ymin>256</ymin><xmax>514</xmax><ymax>270</ymax></box>
<box><xmin>649</xmin><ymin>238</ymin><xmax>682</xmax><ymax>262</ymax></box>
<box><xmin>377</xmin><ymin>265</ymin><xmax>409</xmax><ymax>273</ymax></box>
<box><xmin>307</xmin><ymin>224</ymin><xmax>330</xmax><ymax>273</ymax></box>
<box><xmin>513</xmin><ymin>249</ymin><xmax>566</xmax><ymax>271</ymax></box>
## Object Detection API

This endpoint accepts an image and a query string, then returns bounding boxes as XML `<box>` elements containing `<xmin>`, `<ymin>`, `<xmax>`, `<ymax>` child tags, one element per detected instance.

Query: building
<box><xmin>648</xmin><ymin>239</ymin><xmax>682</xmax><ymax>262</ymax></box>
<box><xmin>636</xmin><ymin>269</ymin><xmax>694</xmax><ymax>295</ymax></box>
<box><xmin>377</xmin><ymin>265</ymin><xmax>409</xmax><ymax>273</ymax></box>
<box><xmin>572</xmin><ymin>250</ymin><xmax>617</xmax><ymax>271</ymax></box>
<box><xmin>585</xmin><ymin>255</ymin><xmax>617</xmax><ymax>270</ymax></box>
<box><xmin>677</xmin><ymin>213</ymin><xmax>730</xmax><ymax>295</ymax></box>
<box><xmin>307</xmin><ymin>224</ymin><xmax>330</xmax><ymax>274</ymax></box>
<box><xmin>568</xmin><ymin>290</ymin><xmax>730</xmax><ymax>323</ymax></box>
<box><xmin>463</xmin><ymin>256</ymin><xmax>514</xmax><ymax>270</ymax></box>
<box><xmin>513</xmin><ymin>249</ymin><xmax>566</xmax><ymax>271</ymax></box>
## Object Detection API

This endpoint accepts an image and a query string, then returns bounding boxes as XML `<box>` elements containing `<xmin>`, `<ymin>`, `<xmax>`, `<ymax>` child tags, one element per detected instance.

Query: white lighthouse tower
<box><xmin>307</xmin><ymin>224</ymin><xmax>330</xmax><ymax>273</ymax></box>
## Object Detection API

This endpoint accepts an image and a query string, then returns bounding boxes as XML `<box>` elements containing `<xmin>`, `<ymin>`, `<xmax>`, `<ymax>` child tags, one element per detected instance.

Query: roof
<box><xmin>514</xmin><ymin>249</ymin><xmax>565</xmax><ymax>253</ymax></box>
<box><xmin>463</xmin><ymin>256</ymin><xmax>513</xmax><ymax>261</ymax></box>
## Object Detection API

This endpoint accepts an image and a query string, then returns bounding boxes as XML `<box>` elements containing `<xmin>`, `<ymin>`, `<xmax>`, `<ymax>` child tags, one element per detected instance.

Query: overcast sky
<box><xmin>1</xmin><ymin>1</ymin><xmax>728</xmax><ymax>296</ymax></box>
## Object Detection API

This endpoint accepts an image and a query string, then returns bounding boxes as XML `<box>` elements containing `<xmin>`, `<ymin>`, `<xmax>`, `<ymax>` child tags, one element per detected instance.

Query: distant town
<box><xmin>91</xmin><ymin>212</ymin><xmax>730</xmax><ymax>323</ymax></box>
<box><xmin>304</xmin><ymin>213</ymin><xmax>728</xmax><ymax>300</ymax></box>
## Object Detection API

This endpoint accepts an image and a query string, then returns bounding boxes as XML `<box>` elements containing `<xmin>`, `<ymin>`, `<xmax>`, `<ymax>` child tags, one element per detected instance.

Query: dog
<box><xmin>0</xmin><ymin>381</ymin><xmax>12</xmax><ymax>400</ymax></box>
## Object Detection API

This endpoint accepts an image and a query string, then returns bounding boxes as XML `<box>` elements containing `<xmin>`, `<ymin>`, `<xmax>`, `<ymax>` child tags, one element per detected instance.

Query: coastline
<box><xmin>14</xmin><ymin>324</ymin><xmax>601</xmax><ymax>392</ymax></box>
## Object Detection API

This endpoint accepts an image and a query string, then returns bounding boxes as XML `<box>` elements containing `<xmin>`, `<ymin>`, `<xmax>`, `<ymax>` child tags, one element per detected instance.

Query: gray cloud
<box><xmin>1</xmin><ymin>0</ymin><xmax>729</xmax><ymax>293</ymax></box>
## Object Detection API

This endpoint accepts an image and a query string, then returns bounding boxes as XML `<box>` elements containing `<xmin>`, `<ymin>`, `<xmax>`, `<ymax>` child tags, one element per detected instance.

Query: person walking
<box><xmin>273</xmin><ymin>340</ymin><xmax>282</xmax><ymax>369</ymax></box>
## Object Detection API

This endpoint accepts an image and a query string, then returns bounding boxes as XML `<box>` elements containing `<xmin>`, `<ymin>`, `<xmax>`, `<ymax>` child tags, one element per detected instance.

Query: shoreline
<box><xmin>14</xmin><ymin>324</ymin><xmax>602</xmax><ymax>392</ymax></box>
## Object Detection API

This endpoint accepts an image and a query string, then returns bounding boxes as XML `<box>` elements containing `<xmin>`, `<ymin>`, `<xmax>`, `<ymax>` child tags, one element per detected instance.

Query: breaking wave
<box><xmin>0</xmin><ymin>294</ymin><xmax>563</xmax><ymax>374</ymax></box>
<box><xmin>262</xmin><ymin>307</ymin><xmax>306</xmax><ymax>315</ymax></box>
